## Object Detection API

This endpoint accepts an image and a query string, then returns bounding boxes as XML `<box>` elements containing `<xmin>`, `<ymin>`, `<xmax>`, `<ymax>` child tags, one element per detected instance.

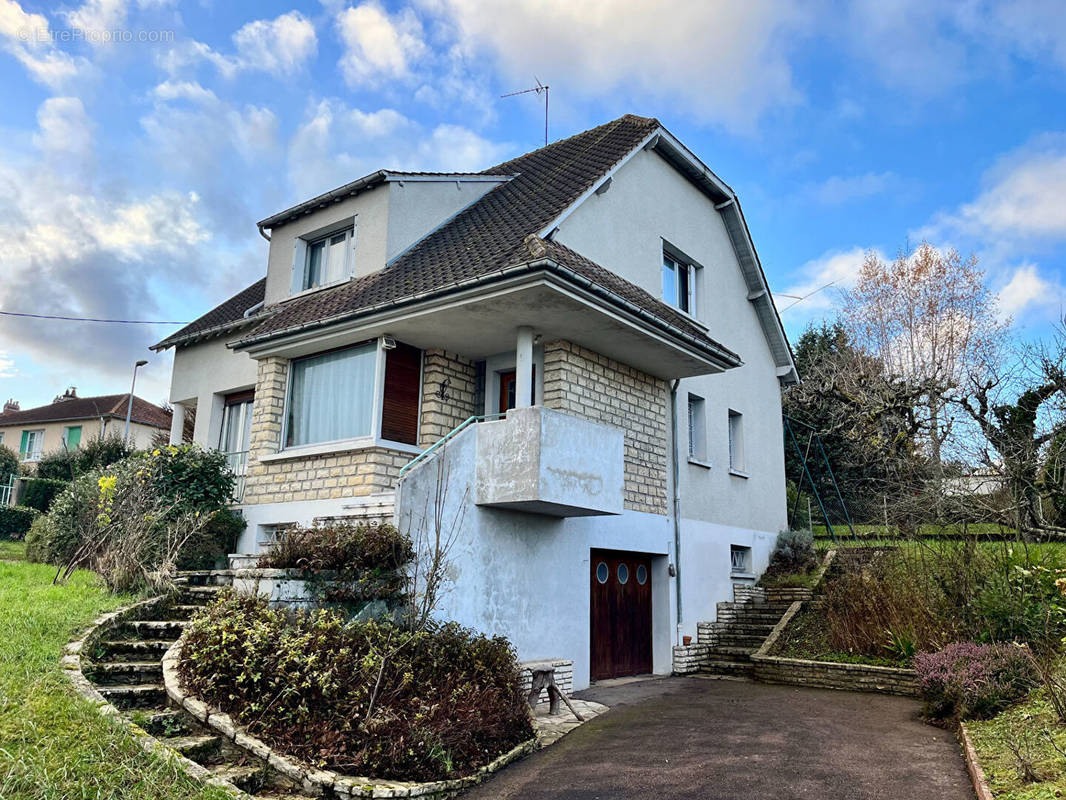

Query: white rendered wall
<box><xmin>168</xmin><ymin>336</ymin><xmax>258</xmax><ymax>448</ymax></box>
<box><xmin>553</xmin><ymin>149</ymin><xmax>788</xmax><ymax>535</ymax></box>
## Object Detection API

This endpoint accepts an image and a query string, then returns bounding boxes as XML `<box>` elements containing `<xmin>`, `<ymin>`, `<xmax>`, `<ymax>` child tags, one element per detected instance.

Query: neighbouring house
<box><xmin>0</xmin><ymin>388</ymin><xmax>171</xmax><ymax>467</ymax></box>
<box><xmin>152</xmin><ymin>114</ymin><xmax>797</xmax><ymax>690</ymax></box>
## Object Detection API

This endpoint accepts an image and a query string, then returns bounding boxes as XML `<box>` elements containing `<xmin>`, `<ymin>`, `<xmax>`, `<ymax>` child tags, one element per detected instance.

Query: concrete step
<box><xmin>701</xmin><ymin>660</ymin><xmax>754</xmax><ymax>677</ymax></box>
<box><xmin>98</xmin><ymin>638</ymin><xmax>173</xmax><ymax>658</ymax></box>
<box><xmin>138</xmin><ymin>709</ymin><xmax>197</xmax><ymax>738</ymax></box>
<box><xmin>167</xmin><ymin>604</ymin><xmax>206</xmax><ymax>620</ymax></box>
<box><xmin>705</xmin><ymin>621</ymin><xmax>778</xmax><ymax>633</ymax></box>
<box><xmin>163</xmin><ymin>733</ymin><xmax>222</xmax><ymax>761</ymax></box>
<box><xmin>97</xmin><ymin>683</ymin><xmax>167</xmax><ymax>709</ymax></box>
<box><xmin>180</xmin><ymin>586</ymin><xmax>224</xmax><ymax>605</ymax></box>
<box><xmin>209</xmin><ymin>762</ymin><xmax>270</xmax><ymax>793</ymax></box>
<box><xmin>175</xmin><ymin>570</ymin><xmax>235</xmax><ymax>587</ymax></box>
<box><xmin>705</xmin><ymin>646</ymin><xmax>757</xmax><ymax>660</ymax></box>
<box><xmin>86</xmin><ymin>661</ymin><xmax>162</xmax><ymax>685</ymax></box>
<box><xmin>712</xmin><ymin>634</ymin><xmax>767</xmax><ymax>648</ymax></box>
<box><xmin>123</xmin><ymin>619</ymin><xmax>187</xmax><ymax>638</ymax></box>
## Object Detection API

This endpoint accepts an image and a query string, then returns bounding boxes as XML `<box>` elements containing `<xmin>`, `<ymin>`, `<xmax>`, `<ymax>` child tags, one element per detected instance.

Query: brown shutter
<box><xmin>381</xmin><ymin>342</ymin><xmax>422</xmax><ymax>444</ymax></box>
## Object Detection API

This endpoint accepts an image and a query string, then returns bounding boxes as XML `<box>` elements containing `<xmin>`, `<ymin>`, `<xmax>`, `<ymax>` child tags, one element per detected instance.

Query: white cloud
<box><xmin>0</xmin><ymin>351</ymin><xmax>15</xmax><ymax>379</ymax></box>
<box><xmin>809</xmin><ymin>171</ymin><xmax>895</xmax><ymax>205</ymax></box>
<box><xmin>232</xmin><ymin>10</ymin><xmax>317</xmax><ymax>77</ymax></box>
<box><xmin>0</xmin><ymin>0</ymin><xmax>84</xmax><ymax>87</ymax></box>
<box><xmin>996</xmin><ymin>263</ymin><xmax>1064</xmax><ymax>319</ymax></box>
<box><xmin>777</xmin><ymin>246</ymin><xmax>874</xmax><ymax>319</ymax></box>
<box><xmin>923</xmin><ymin>134</ymin><xmax>1066</xmax><ymax>242</ymax></box>
<box><xmin>427</xmin><ymin>0</ymin><xmax>805</xmax><ymax>129</ymax></box>
<box><xmin>33</xmin><ymin>97</ymin><xmax>92</xmax><ymax>162</ymax></box>
<box><xmin>287</xmin><ymin>100</ymin><xmax>507</xmax><ymax>198</ymax></box>
<box><xmin>152</xmin><ymin>79</ymin><xmax>218</xmax><ymax>103</ymax></box>
<box><xmin>336</xmin><ymin>2</ymin><xmax>426</xmax><ymax>86</ymax></box>
<box><xmin>158</xmin><ymin>10</ymin><xmax>317</xmax><ymax>79</ymax></box>
<box><xmin>62</xmin><ymin>0</ymin><xmax>128</xmax><ymax>40</ymax></box>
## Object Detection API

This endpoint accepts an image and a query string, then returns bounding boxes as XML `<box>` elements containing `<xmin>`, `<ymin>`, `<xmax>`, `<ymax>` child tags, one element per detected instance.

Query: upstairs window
<box><xmin>291</xmin><ymin>224</ymin><xmax>356</xmax><ymax>295</ymax></box>
<box><xmin>728</xmin><ymin>409</ymin><xmax>745</xmax><ymax>473</ymax></box>
<box><xmin>687</xmin><ymin>393</ymin><xmax>707</xmax><ymax>463</ymax></box>
<box><xmin>662</xmin><ymin>251</ymin><xmax>696</xmax><ymax>314</ymax></box>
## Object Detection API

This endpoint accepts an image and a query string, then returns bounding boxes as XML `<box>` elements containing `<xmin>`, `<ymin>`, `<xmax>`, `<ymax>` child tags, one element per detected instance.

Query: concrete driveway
<box><xmin>464</xmin><ymin>676</ymin><xmax>973</xmax><ymax>800</ymax></box>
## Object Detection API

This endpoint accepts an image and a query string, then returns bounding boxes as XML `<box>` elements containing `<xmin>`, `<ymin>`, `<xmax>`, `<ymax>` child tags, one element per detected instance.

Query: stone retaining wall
<box><xmin>518</xmin><ymin>659</ymin><xmax>573</xmax><ymax>702</ymax></box>
<box><xmin>672</xmin><ymin>643</ymin><xmax>712</xmax><ymax>675</ymax></box>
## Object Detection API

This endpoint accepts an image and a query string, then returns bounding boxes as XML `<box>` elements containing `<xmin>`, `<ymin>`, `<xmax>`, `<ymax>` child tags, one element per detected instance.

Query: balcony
<box><xmin>475</xmin><ymin>406</ymin><xmax>623</xmax><ymax>517</ymax></box>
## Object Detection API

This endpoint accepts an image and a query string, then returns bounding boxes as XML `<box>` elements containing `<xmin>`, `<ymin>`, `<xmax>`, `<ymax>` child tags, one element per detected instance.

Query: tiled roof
<box><xmin>235</xmin><ymin>114</ymin><xmax>735</xmax><ymax>362</ymax></box>
<box><xmin>152</xmin><ymin>278</ymin><xmax>266</xmax><ymax>351</ymax></box>
<box><xmin>0</xmin><ymin>394</ymin><xmax>172</xmax><ymax>429</ymax></box>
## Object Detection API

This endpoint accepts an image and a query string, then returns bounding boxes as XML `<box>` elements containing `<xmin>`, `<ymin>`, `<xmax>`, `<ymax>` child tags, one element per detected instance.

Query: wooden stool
<box><xmin>526</xmin><ymin>663</ymin><xmax>584</xmax><ymax>721</ymax></box>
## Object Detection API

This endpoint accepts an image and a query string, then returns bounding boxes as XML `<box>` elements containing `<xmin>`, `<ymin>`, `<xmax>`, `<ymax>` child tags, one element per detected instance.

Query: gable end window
<box><xmin>662</xmin><ymin>251</ymin><xmax>696</xmax><ymax>315</ymax></box>
<box><xmin>728</xmin><ymin>409</ymin><xmax>745</xmax><ymax>473</ymax></box>
<box><xmin>290</xmin><ymin>224</ymin><xmax>357</xmax><ymax>294</ymax></box>
<box><xmin>687</xmin><ymin>393</ymin><xmax>707</xmax><ymax>463</ymax></box>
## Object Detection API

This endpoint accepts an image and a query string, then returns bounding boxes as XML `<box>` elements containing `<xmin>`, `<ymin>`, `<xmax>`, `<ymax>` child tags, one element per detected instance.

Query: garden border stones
<box><xmin>163</xmin><ymin>631</ymin><xmax>607</xmax><ymax>799</ymax></box>
<box><xmin>749</xmin><ymin>600</ymin><xmax>919</xmax><ymax>696</ymax></box>
<box><xmin>958</xmin><ymin>722</ymin><xmax>995</xmax><ymax>800</ymax></box>
<box><xmin>61</xmin><ymin>595</ymin><xmax>252</xmax><ymax>799</ymax></box>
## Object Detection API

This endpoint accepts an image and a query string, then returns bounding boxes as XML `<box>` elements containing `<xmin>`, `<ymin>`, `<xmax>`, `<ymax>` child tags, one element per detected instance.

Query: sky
<box><xmin>1</xmin><ymin>0</ymin><xmax>1065</xmax><ymax>410</ymax></box>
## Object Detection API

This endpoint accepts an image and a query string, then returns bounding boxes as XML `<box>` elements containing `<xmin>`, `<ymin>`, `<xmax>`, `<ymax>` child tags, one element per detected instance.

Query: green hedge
<box><xmin>176</xmin><ymin>509</ymin><xmax>246</xmax><ymax>571</ymax></box>
<box><xmin>20</xmin><ymin>478</ymin><xmax>69</xmax><ymax>513</ymax></box>
<box><xmin>0</xmin><ymin>505</ymin><xmax>40</xmax><ymax>540</ymax></box>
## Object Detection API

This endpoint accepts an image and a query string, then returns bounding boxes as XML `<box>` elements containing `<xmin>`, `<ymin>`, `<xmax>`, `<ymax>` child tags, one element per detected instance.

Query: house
<box><xmin>152</xmin><ymin>114</ymin><xmax>797</xmax><ymax>690</ymax></box>
<box><xmin>0</xmin><ymin>389</ymin><xmax>171</xmax><ymax>466</ymax></box>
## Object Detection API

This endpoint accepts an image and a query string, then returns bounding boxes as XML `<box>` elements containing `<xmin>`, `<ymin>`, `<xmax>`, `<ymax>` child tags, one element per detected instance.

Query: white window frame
<box><xmin>662</xmin><ymin>246</ymin><xmax>698</xmax><ymax>317</ymax></box>
<box><xmin>303</xmin><ymin>227</ymin><xmax>355</xmax><ymax>291</ymax></box>
<box><xmin>289</xmin><ymin>218</ymin><xmax>358</xmax><ymax>297</ymax></box>
<box><xmin>730</xmin><ymin>544</ymin><xmax>753</xmax><ymax>575</ymax></box>
<box><xmin>687</xmin><ymin>393</ymin><xmax>709</xmax><ymax>467</ymax></box>
<box><xmin>728</xmin><ymin>409</ymin><xmax>747</xmax><ymax>477</ymax></box>
<box><xmin>21</xmin><ymin>429</ymin><xmax>44</xmax><ymax>462</ymax></box>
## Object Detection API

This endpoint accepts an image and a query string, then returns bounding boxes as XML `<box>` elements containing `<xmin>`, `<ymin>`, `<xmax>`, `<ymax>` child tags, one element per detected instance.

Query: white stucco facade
<box><xmin>168</xmin><ymin>335</ymin><xmax>259</xmax><ymax>448</ymax></box>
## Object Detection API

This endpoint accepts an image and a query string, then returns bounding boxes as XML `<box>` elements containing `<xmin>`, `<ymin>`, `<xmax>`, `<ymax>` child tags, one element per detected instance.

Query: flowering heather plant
<box><xmin>914</xmin><ymin>642</ymin><xmax>1037</xmax><ymax>720</ymax></box>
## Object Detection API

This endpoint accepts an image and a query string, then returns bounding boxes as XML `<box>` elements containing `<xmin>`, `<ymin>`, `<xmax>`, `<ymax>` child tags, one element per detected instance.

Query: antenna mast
<box><xmin>501</xmin><ymin>78</ymin><xmax>549</xmax><ymax>146</ymax></box>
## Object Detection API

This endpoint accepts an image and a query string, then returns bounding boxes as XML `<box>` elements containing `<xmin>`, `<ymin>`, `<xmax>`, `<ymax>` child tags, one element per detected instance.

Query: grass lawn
<box><xmin>968</xmin><ymin>686</ymin><xmax>1066</xmax><ymax>799</ymax></box>
<box><xmin>813</xmin><ymin>522</ymin><xmax>1016</xmax><ymax>541</ymax></box>
<box><xmin>0</xmin><ymin>540</ymin><xmax>26</xmax><ymax>561</ymax></box>
<box><xmin>0</xmin><ymin>558</ymin><xmax>229</xmax><ymax>800</ymax></box>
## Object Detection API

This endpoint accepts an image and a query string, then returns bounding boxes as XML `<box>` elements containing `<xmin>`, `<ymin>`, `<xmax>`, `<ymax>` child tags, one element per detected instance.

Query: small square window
<box><xmin>687</xmin><ymin>394</ymin><xmax>707</xmax><ymax>462</ymax></box>
<box><xmin>728</xmin><ymin>410</ymin><xmax>745</xmax><ymax>473</ymax></box>
<box><xmin>730</xmin><ymin>545</ymin><xmax>752</xmax><ymax>574</ymax></box>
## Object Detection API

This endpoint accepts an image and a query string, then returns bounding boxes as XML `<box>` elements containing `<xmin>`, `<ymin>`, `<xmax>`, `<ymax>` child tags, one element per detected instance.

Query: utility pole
<box><xmin>124</xmin><ymin>359</ymin><xmax>148</xmax><ymax>441</ymax></box>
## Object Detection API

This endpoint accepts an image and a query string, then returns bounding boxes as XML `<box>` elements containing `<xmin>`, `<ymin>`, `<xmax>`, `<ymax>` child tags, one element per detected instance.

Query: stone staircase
<box><xmin>83</xmin><ymin>571</ymin><xmax>316</xmax><ymax>799</ymax></box>
<box><xmin>675</xmin><ymin>585</ymin><xmax>812</xmax><ymax>679</ymax></box>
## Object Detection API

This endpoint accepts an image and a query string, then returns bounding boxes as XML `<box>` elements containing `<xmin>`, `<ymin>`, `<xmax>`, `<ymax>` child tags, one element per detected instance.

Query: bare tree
<box><xmin>843</xmin><ymin>243</ymin><xmax>1006</xmax><ymax>472</ymax></box>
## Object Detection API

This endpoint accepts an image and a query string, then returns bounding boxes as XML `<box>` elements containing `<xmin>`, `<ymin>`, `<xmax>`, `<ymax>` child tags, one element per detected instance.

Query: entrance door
<box><xmin>498</xmin><ymin>368</ymin><xmax>536</xmax><ymax>413</ymax></box>
<box><xmin>590</xmin><ymin>549</ymin><xmax>653</xmax><ymax>680</ymax></box>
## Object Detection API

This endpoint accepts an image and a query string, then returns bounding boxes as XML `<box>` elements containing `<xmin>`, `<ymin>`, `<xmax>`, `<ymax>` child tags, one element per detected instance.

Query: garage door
<box><xmin>590</xmin><ymin>549</ymin><xmax>653</xmax><ymax>681</ymax></box>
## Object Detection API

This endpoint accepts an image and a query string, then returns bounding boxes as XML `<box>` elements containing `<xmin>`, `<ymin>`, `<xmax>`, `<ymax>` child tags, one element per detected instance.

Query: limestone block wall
<box><xmin>419</xmin><ymin>349</ymin><xmax>477</xmax><ymax>447</ymax></box>
<box><xmin>242</xmin><ymin>356</ymin><xmax>411</xmax><ymax>505</ymax></box>
<box><xmin>541</xmin><ymin>340</ymin><xmax>668</xmax><ymax>515</ymax></box>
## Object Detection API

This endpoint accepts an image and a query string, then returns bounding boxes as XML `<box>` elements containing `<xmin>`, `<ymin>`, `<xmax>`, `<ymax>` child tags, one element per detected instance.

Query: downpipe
<box><xmin>670</xmin><ymin>379</ymin><xmax>683</xmax><ymax>646</ymax></box>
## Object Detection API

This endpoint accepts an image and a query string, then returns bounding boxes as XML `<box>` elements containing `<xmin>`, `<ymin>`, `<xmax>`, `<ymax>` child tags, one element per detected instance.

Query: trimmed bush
<box><xmin>259</xmin><ymin>521</ymin><xmax>414</xmax><ymax>573</ymax></box>
<box><xmin>20</xmin><ymin>477</ymin><xmax>69</xmax><ymax>513</ymax></box>
<box><xmin>176</xmin><ymin>508</ymin><xmax>246</xmax><ymax>571</ymax></box>
<box><xmin>179</xmin><ymin>592</ymin><xmax>534</xmax><ymax>782</ymax></box>
<box><xmin>0</xmin><ymin>505</ymin><xmax>39</xmax><ymax>540</ymax></box>
<box><xmin>35</xmin><ymin>433</ymin><xmax>135</xmax><ymax>480</ymax></box>
<box><xmin>915</xmin><ymin>642</ymin><xmax>1037</xmax><ymax>720</ymax></box>
<box><xmin>24</xmin><ymin>515</ymin><xmax>55</xmax><ymax>563</ymax></box>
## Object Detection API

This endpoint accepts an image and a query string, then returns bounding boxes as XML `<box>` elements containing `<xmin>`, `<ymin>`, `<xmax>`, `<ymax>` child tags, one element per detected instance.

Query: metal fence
<box><xmin>0</xmin><ymin>474</ymin><xmax>15</xmax><ymax>507</ymax></box>
<box><xmin>225</xmin><ymin>451</ymin><xmax>248</xmax><ymax>503</ymax></box>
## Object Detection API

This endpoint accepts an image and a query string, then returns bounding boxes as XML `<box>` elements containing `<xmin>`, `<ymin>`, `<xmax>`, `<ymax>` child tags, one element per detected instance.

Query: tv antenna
<box><xmin>501</xmin><ymin>78</ymin><xmax>549</xmax><ymax>146</ymax></box>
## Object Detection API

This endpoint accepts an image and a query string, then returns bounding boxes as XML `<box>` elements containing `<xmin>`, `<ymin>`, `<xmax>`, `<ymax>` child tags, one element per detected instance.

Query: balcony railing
<box><xmin>225</xmin><ymin>450</ymin><xmax>248</xmax><ymax>503</ymax></box>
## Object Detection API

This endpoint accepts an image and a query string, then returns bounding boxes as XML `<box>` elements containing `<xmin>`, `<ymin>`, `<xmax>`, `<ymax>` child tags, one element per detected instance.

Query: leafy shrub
<box><xmin>764</xmin><ymin>528</ymin><xmax>818</xmax><ymax>579</ymax></box>
<box><xmin>30</xmin><ymin>472</ymin><xmax>101</xmax><ymax>565</ymax></box>
<box><xmin>24</xmin><ymin>515</ymin><xmax>55</xmax><ymax>562</ymax></box>
<box><xmin>176</xmin><ymin>508</ymin><xmax>246</xmax><ymax>570</ymax></box>
<box><xmin>973</xmin><ymin>562</ymin><xmax>1066</xmax><ymax>651</ymax></box>
<box><xmin>0</xmin><ymin>445</ymin><xmax>17</xmax><ymax>482</ymax></box>
<box><xmin>915</xmin><ymin>642</ymin><xmax>1037</xmax><ymax>720</ymax></box>
<box><xmin>20</xmin><ymin>477</ymin><xmax>69</xmax><ymax>513</ymax></box>
<box><xmin>35</xmin><ymin>433</ymin><xmax>135</xmax><ymax>480</ymax></box>
<box><xmin>0</xmin><ymin>505</ymin><xmax>39</xmax><ymax>540</ymax></box>
<box><xmin>259</xmin><ymin>521</ymin><xmax>414</xmax><ymax>573</ymax></box>
<box><xmin>130</xmin><ymin>444</ymin><xmax>234</xmax><ymax>511</ymax></box>
<box><xmin>179</xmin><ymin>592</ymin><xmax>534</xmax><ymax>781</ymax></box>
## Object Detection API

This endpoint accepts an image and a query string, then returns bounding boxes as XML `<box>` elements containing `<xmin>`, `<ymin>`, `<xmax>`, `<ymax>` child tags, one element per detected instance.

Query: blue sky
<box><xmin>1</xmin><ymin>0</ymin><xmax>1065</xmax><ymax>409</ymax></box>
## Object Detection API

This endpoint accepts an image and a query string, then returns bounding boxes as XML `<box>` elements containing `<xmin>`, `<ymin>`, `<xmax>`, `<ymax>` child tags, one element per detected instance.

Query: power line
<box><xmin>776</xmin><ymin>280</ymin><xmax>839</xmax><ymax>312</ymax></box>
<box><xmin>0</xmin><ymin>310</ymin><xmax>190</xmax><ymax>325</ymax></box>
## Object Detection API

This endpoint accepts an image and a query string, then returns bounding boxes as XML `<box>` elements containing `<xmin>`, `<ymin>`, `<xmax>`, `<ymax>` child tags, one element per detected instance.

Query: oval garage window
<box><xmin>596</xmin><ymin>562</ymin><xmax>609</xmax><ymax>584</ymax></box>
<box><xmin>617</xmin><ymin>563</ymin><xmax>629</xmax><ymax>584</ymax></box>
<box><xmin>636</xmin><ymin>564</ymin><xmax>648</xmax><ymax>585</ymax></box>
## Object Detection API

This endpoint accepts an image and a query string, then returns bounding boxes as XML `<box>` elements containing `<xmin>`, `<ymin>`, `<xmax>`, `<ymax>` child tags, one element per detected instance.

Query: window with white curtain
<box><xmin>285</xmin><ymin>342</ymin><xmax>377</xmax><ymax>447</ymax></box>
<box><xmin>304</xmin><ymin>227</ymin><xmax>354</xmax><ymax>290</ymax></box>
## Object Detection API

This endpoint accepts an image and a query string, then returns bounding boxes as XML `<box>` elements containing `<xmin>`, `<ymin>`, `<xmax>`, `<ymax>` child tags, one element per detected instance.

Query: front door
<box><xmin>590</xmin><ymin>549</ymin><xmax>653</xmax><ymax>680</ymax></box>
<box><xmin>498</xmin><ymin>368</ymin><xmax>536</xmax><ymax>412</ymax></box>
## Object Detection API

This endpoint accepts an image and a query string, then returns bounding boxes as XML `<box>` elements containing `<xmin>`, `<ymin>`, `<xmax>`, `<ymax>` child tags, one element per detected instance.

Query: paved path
<box><xmin>464</xmin><ymin>676</ymin><xmax>973</xmax><ymax>800</ymax></box>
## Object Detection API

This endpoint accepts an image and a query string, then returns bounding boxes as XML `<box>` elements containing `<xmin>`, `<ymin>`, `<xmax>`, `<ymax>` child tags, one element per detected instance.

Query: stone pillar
<box><xmin>169</xmin><ymin>402</ymin><xmax>185</xmax><ymax>445</ymax></box>
<box><xmin>515</xmin><ymin>326</ymin><xmax>534</xmax><ymax>409</ymax></box>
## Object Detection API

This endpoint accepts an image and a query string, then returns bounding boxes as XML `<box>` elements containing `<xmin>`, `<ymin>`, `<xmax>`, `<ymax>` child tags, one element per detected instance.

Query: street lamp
<box><xmin>124</xmin><ymin>359</ymin><xmax>149</xmax><ymax>441</ymax></box>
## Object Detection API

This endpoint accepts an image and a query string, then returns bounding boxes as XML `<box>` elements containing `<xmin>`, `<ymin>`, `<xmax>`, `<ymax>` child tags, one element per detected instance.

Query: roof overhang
<box><xmin>538</xmin><ymin>125</ymin><xmax>799</xmax><ymax>386</ymax></box>
<box><xmin>150</xmin><ymin>316</ymin><xmax>262</xmax><ymax>352</ymax></box>
<box><xmin>235</xmin><ymin>263</ymin><xmax>741</xmax><ymax>380</ymax></box>
<box><xmin>256</xmin><ymin>171</ymin><xmax>515</xmax><ymax>233</ymax></box>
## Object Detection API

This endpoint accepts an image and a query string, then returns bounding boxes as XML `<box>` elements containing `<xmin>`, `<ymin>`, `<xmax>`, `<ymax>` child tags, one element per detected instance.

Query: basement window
<box><xmin>730</xmin><ymin>545</ymin><xmax>752</xmax><ymax>575</ymax></box>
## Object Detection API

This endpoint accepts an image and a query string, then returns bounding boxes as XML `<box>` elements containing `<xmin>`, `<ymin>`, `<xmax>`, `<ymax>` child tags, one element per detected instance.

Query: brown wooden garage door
<box><xmin>590</xmin><ymin>549</ymin><xmax>653</xmax><ymax>681</ymax></box>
